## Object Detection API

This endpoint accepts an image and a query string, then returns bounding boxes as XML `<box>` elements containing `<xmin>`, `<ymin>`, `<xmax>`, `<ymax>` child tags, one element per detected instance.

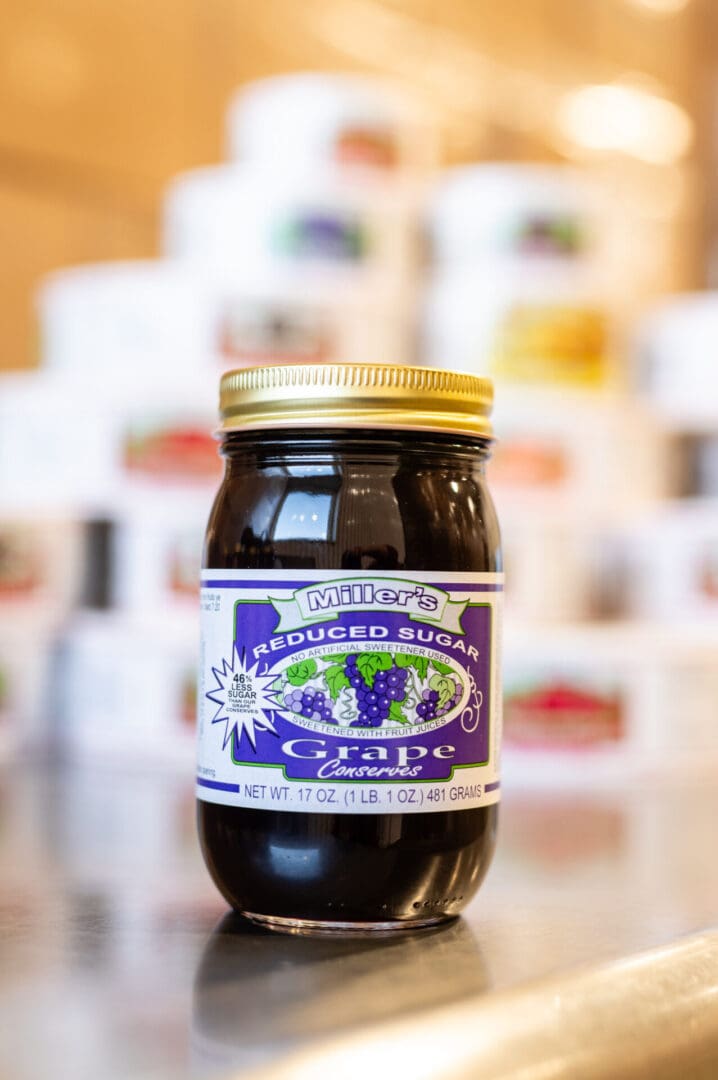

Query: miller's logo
<box><xmin>269</xmin><ymin>577</ymin><xmax>468</xmax><ymax>635</ymax></box>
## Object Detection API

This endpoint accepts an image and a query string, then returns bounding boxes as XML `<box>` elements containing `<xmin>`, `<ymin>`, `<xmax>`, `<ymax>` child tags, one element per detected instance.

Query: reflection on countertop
<box><xmin>192</xmin><ymin>915</ymin><xmax>488</xmax><ymax>1075</ymax></box>
<box><xmin>0</xmin><ymin>763</ymin><xmax>717</xmax><ymax>1079</ymax></box>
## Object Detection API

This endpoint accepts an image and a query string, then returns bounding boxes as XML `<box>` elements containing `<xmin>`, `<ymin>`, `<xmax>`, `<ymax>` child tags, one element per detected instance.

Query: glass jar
<box><xmin>197</xmin><ymin>363</ymin><xmax>502</xmax><ymax>933</ymax></box>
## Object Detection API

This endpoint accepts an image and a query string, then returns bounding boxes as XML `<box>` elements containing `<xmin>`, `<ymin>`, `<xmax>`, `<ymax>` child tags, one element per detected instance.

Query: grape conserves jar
<box><xmin>197</xmin><ymin>363</ymin><xmax>503</xmax><ymax>933</ymax></box>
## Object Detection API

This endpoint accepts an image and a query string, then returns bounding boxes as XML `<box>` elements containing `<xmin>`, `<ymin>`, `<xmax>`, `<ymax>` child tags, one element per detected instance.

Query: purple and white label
<box><xmin>197</xmin><ymin>570</ymin><xmax>502</xmax><ymax>814</ymax></box>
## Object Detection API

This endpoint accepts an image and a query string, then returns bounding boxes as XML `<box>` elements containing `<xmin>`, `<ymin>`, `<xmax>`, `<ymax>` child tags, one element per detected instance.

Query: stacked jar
<box><xmin>423</xmin><ymin>165</ymin><xmax>609</xmax><ymax>387</ymax></box>
<box><xmin>165</xmin><ymin>72</ymin><xmax>437</xmax><ymax>368</ymax></box>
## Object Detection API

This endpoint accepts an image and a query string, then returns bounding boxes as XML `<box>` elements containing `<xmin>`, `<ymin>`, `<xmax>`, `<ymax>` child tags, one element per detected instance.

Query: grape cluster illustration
<box><xmin>344</xmin><ymin>654</ymin><xmax>410</xmax><ymax>728</ymax></box>
<box><xmin>417</xmin><ymin>681</ymin><xmax>461</xmax><ymax>721</ymax></box>
<box><xmin>279</xmin><ymin>651</ymin><xmax>463</xmax><ymax>729</ymax></box>
<box><xmin>283</xmin><ymin>686</ymin><xmax>335</xmax><ymax>723</ymax></box>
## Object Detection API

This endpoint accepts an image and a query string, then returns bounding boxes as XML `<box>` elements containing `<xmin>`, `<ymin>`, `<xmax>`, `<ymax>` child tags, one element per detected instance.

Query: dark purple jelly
<box><xmin>198</xmin><ymin>421</ymin><xmax>501</xmax><ymax>932</ymax></box>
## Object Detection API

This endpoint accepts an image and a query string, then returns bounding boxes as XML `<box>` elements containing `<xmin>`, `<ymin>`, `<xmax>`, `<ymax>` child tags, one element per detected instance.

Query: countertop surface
<box><xmin>1</xmin><ymin>764</ymin><xmax>717</xmax><ymax>1079</ymax></box>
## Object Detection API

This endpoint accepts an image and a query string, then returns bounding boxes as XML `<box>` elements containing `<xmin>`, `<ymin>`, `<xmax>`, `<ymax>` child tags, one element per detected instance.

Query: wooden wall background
<box><xmin>0</xmin><ymin>0</ymin><xmax>714</xmax><ymax>369</ymax></box>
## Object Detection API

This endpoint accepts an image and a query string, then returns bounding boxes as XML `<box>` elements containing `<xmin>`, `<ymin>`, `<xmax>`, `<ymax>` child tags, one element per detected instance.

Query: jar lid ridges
<box><xmin>219</xmin><ymin>362</ymin><xmax>493</xmax><ymax>438</ymax></box>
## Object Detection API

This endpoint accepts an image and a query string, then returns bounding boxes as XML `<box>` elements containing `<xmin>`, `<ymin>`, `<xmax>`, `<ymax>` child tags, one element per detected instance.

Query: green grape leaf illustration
<box><xmin>389</xmin><ymin>700</ymin><xmax>409</xmax><ymax>725</ymax></box>
<box><xmin>356</xmin><ymin>652</ymin><xmax>392</xmax><ymax>682</ymax></box>
<box><xmin>429</xmin><ymin>673</ymin><xmax>455</xmax><ymax>710</ymax></box>
<box><xmin>394</xmin><ymin>653</ymin><xmax>428</xmax><ymax>679</ymax></box>
<box><xmin>323</xmin><ymin>653</ymin><xmax>348</xmax><ymax>665</ymax></box>
<box><xmin>412</xmin><ymin>655</ymin><xmax>429</xmax><ymax>680</ymax></box>
<box><xmin>431</xmin><ymin>660</ymin><xmax>453</xmax><ymax>675</ymax></box>
<box><xmin>324</xmin><ymin>663</ymin><xmax>350</xmax><ymax>702</ymax></box>
<box><xmin>286</xmin><ymin>659</ymin><xmax>318</xmax><ymax>686</ymax></box>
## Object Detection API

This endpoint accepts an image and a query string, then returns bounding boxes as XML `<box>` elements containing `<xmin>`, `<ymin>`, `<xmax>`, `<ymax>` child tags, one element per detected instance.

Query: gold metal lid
<box><xmin>219</xmin><ymin>363</ymin><xmax>493</xmax><ymax>438</ymax></box>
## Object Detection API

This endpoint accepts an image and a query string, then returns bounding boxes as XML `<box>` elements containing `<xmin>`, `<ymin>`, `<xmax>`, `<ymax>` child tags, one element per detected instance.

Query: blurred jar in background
<box><xmin>502</xmin><ymin>622</ymin><xmax>718</xmax><ymax>790</ymax></box>
<box><xmin>162</xmin><ymin>165</ymin><xmax>421</xmax><ymax>288</ymax></box>
<box><xmin>226</xmin><ymin>72</ymin><xmax>438</xmax><ymax>176</ymax></box>
<box><xmin>636</xmin><ymin>293</ymin><xmax>718</xmax><ymax>426</ymax></box>
<box><xmin>38</xmin><ymin>259</ymin><xmax>414</xmax><ymax>375</ymax></box>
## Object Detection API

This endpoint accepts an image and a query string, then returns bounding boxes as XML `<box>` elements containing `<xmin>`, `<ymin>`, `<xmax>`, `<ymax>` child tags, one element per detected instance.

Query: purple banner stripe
<box><xmin>197</xmin><ymin>778</ymin><xmax>240</xmax><ymax>792</ymax></box>
<box><xmin>485</xmin><ymin>780</ymin><xmax>501</xmax><ymax>793</ymax></box>
<box><xmin>202</xmin><ymin>579</ymin><xmax>503</xmax><ymax>592</ymax></box>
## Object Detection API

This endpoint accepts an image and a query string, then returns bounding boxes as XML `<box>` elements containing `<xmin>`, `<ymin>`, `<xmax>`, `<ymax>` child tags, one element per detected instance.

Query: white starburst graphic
<box><xmin>206</xmin><ymin>646</ymin><xmax>280</xmax><ymax>752</ymax></box>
